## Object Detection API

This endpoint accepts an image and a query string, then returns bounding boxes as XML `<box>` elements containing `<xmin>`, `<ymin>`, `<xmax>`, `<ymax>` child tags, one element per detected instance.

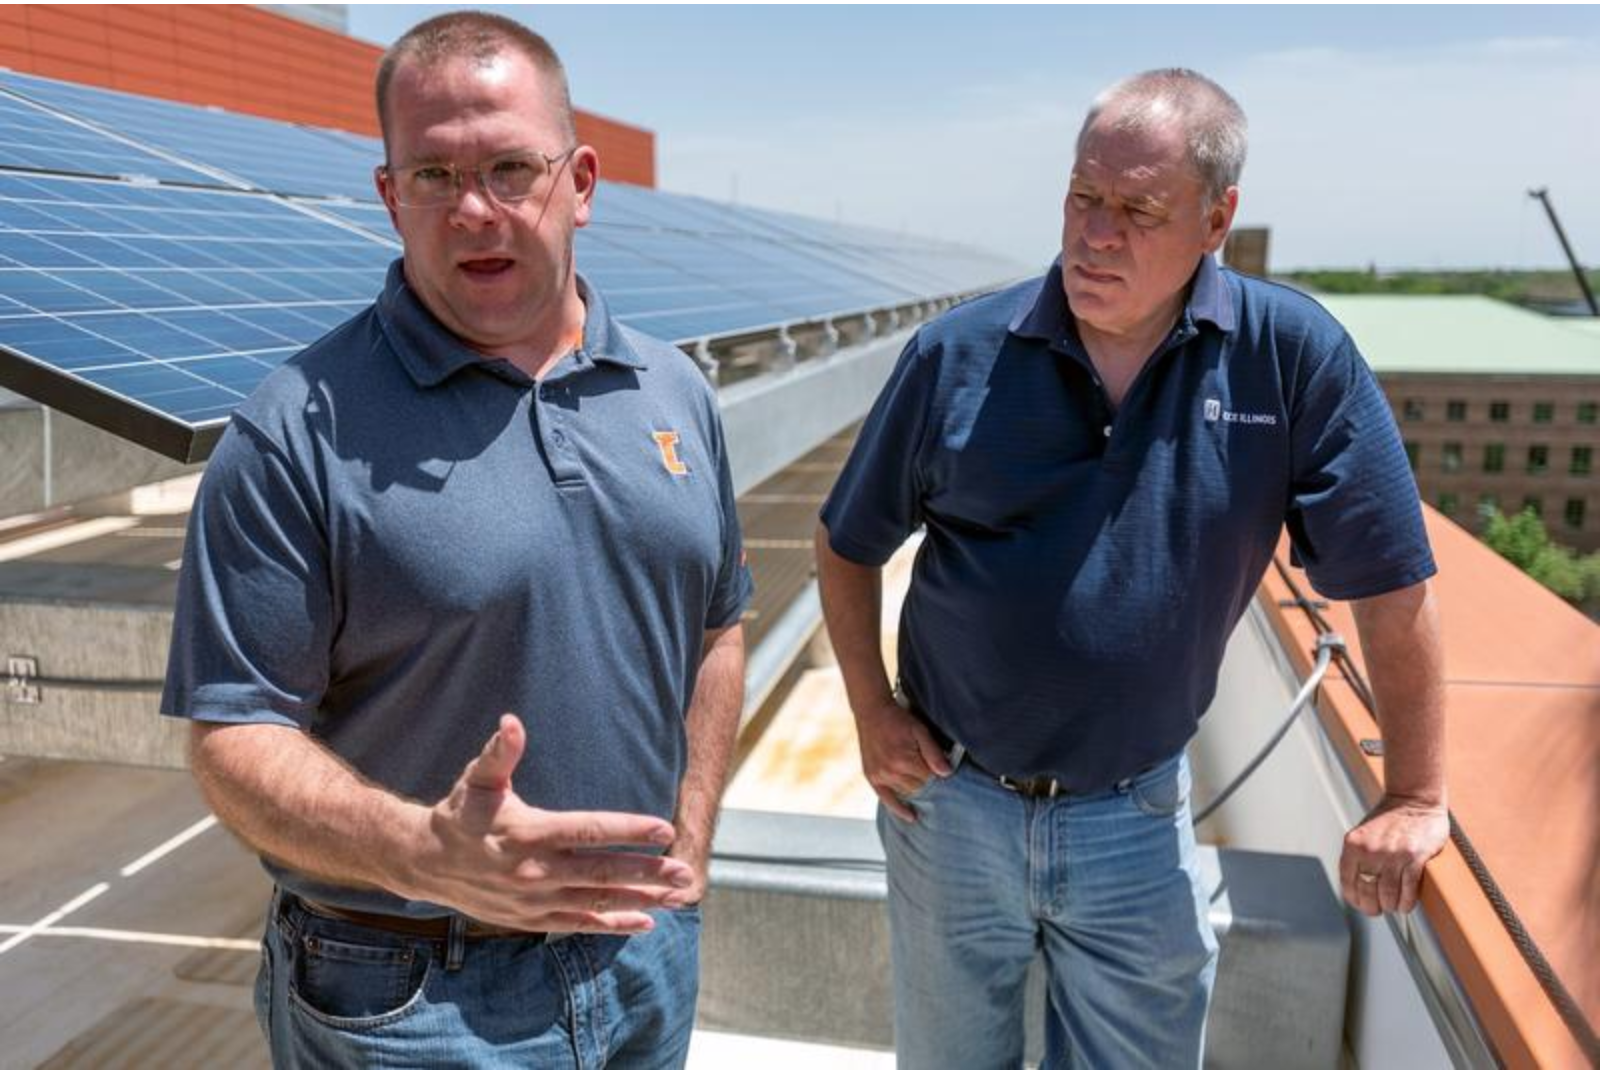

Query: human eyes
<box><xmin>410</xmin><ymin>165</ymin><xmax>454</xmax><ymax>186</ymax></box>
<box><xmin>490</xmin><ymin>157</ymin><xmax>540</xmax><ymax>179</ymax></box>
<box><xmin>1128</xmin><ymin>205</ymin><xmax>1165</xmax><ymax>228</ymax></box>
<box><xmin>1069</xmin><ymin>190</ymin><xmax>1098</xmax><ymax>210</ymax></box>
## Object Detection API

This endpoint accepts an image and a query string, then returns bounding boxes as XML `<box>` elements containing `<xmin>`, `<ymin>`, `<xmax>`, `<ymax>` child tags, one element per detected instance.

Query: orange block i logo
<box><xmin>652</xmin><ymin>430</ymin><xmax>689</xmax><ymax>476</ymax></box>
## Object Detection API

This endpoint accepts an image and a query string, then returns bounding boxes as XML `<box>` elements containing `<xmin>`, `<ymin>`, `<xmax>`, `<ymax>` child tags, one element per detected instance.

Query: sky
<box><xmin>349</xmin><ymin>5</ymin><xmax>1601</xmax><ymax>274</ymax></box>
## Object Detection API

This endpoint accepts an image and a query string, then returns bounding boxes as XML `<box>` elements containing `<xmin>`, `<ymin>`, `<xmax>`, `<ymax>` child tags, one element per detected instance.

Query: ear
<box><xmin>374</xmin><ymin>165</ymin><xmax>403</xmax><ymax>234</ymax></box>
<box><xmin>1203</xmin><ymin>186</ymin><xmax>1239</xmax><ymax>255</ymax></box>
<box><xmin>570</xmin><ymin>145</ymin><xmax>599</xmax><ymax>229</ymax></box>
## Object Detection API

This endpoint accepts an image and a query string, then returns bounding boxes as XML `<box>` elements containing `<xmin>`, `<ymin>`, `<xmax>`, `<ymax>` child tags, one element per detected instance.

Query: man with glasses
<box><xmin>163</xmin><ymin>11</ymin><xmax>751</xmax><ymax>1065</ymax></box>
<box><xmin>817</xmin><ymin>69</ymin><xmax>1447</xmax><ymax>1066</ymax></box>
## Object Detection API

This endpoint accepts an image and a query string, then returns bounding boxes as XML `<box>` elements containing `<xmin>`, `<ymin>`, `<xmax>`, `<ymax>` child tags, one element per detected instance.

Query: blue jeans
<box><xmin>256</xmin><ymin>890</ymin><xmax>701</xmax><ymax>1068</ymax></box>
<box><xmin>878</xmin><ymin>751</ymin><xmax>1217</xmax><ymax>1070</ymax></box>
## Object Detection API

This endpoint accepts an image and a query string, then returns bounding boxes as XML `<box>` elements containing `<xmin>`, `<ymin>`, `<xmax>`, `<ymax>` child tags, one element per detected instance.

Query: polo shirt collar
<box><xmin>377</xmin><ymin>259</ymin><xmax>645</xmax><ymax>388</ymax></box>
<box><xmin>1008</xmin><ymin>253</ymin><xmax>1237</xmax><ymax>347</ymax></box>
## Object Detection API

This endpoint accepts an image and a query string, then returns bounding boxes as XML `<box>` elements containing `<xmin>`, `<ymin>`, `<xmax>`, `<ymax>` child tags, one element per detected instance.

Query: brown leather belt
<box><xmin>926</xmin><ymin>724</ymin><xmax>1066</xmax><ymax>799</ymax></box>
<box><xmin>296</xmin><ymin>896</ymin><xmax>546</xmax><ymax>942</ymax></box>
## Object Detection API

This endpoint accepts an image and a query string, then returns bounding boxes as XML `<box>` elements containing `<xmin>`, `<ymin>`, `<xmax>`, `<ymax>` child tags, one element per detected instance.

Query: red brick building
<box><xmin>0</xmin><ymin>4</ymin><xmax>656</xmax><ymax>186</ymax></box>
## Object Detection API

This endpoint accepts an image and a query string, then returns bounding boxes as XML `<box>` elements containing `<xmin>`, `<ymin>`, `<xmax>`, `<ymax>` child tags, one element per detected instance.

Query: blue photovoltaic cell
<box><xmin>0</xmin><ymin>72</ymin><xmax>378</xmax><ymax>202</ymax></box>
<box><xmin>0</xmin><ymin>174</ymin><xmax>393</xmax><ymax>441</ymax></box>
<box><xmin>0</xmin><ymin>86</ymin><xmax>218</xmax><ymax>186</ymax></box>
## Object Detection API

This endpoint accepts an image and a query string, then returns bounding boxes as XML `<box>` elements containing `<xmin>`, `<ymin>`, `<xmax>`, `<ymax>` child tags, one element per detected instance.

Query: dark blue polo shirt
<box><xmin>821</xmin><ymin>257</ymin><xmax>1434</xmax><ymax>791</ymax></box>
<box><xmin>163</xmin><ymin>260</ymin><xmax>753</xmax><ymax>915</ymax></box>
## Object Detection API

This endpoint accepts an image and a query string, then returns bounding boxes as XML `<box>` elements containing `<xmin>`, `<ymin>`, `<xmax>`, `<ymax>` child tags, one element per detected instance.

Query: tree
<box><xmin>1479</xmin><ymin>506</ymin><xmax>1601</xmax><ymax>612</ymax></box>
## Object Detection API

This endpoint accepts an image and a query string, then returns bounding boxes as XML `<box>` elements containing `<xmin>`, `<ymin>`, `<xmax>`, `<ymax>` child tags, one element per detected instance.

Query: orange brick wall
<box><xmin>0</xmin><ymin>4</ymin><xmax>656</xmax><ymax>187</ymax></box>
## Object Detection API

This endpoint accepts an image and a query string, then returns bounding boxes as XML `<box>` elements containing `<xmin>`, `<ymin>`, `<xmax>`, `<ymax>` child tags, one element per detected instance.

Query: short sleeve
<box><xmin>160</xmin><ymin>417</ymin><xmax>333</xmax><ymax>727</ymax></box>
<box><xmin>819</xmin><ymin>333</ymin><xmax>934</xmax><ymax>566</ymax></box>
<box><xmin>1285</xmin><ymin>335</ymin><xmax>1437</xmax><ymax>600</ymax></box>
<box><xmin>705</xmin><ymin>404</ymin><xmax>754</xmax><ymax>630</ymax></box>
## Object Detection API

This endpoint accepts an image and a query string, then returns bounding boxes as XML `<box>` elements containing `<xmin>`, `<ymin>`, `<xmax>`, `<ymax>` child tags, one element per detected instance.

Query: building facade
<box><xmin>1386</xmin><ymin>373</ymin><xmax>1598</xmax><ymax>549</ymax></box>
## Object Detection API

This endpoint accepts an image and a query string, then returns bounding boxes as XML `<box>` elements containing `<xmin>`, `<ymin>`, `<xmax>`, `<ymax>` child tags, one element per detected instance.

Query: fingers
<box><xmin>535</xmin><ymin>883</ymin><xmax>690</xmax><ymax>916</ymax></box>
<box><xmin>1341</xmin><ymin>835</ymin><xmax>1434</xmax><ymax>916</ymax></box>
<box><xmin>876</xmin><ymin>785</ymin><xmax>918</xmax><ymax>824</ymax></box>
<box><xmin>1376</xmin><ymin>865</ymin><xmax>1404</xmax><ymax>915</ymax></box>
<box><xmin>1397</xmin><ymin>857</ymin><xmax>1426</xmax><ymax>914</ymax></box>
<box><xmin>463</xmin><ymin>713</ymin><xmax>525</xmax><ymax>791</ymax></box>
<box><xmin>539</xmin><ymin>850</ymin><xmax>695</xmax><ymax>891</ymax></box>
<box><xmin>856</xmin><ymin>699</ymin><xmax>949</xmax><ymax>817</ymax></box>
<box><xmin>542</xmin><ymin>910</ymin><xmax>658</xmax><ymax>935</ymax></box>
<box><xmin>910</xmin><ymin>722</ymin><xmax>953</xmax><ymax>778</ymax></box>
<box><xmin>522</xmin><ymin>809</ymin><xmax>677</xmax><ymax>851</ymax></box>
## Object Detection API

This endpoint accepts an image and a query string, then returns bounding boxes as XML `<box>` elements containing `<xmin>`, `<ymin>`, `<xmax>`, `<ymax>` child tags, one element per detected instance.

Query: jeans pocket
<box><xmin>289</xmin><ymin>930</ymin><xmax>431</xmax><ymax>1028</ymax></box>
<box><xmin>1128</xmin><ymin>762</ymin><xmax>1186</xmax><ymax>819</ymax></box>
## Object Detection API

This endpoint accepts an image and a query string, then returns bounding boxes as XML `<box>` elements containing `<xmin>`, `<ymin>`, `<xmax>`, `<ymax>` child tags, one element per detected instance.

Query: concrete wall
<box><xmin>0</xmin><ymin>406</ymin><xmax>197</xmax><ymax>521</ymax></box>
<box><xmin>0</xmin><ymin>600</ymin><xmax>182</xmax><ymax>767</ymax></box>
<box><xmin>0</xmin><ymin>405</ymin><xmax>195</xmax><ymax>522</ymax></box>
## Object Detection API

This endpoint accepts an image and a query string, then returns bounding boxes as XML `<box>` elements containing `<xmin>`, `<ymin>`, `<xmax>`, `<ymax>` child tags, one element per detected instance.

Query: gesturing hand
<box><xmin>854</xmin><ymin>697</ymin><xmax>953</xmax><ymax>823</ymax></box>
<box><xmin>410</xmin><ymin>713</ymin><xmax>697</xmax><ymax>933</ymax></box>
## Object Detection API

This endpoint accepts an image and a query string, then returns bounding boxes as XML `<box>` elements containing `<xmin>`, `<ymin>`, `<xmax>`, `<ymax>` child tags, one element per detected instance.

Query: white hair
<box><xmin>1078</xmin><ymin>68</ymin><xmax>1248</xmax><ymax>203</ymax></box>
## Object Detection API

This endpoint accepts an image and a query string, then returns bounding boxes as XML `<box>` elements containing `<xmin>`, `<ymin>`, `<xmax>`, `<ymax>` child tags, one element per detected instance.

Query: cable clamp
<box><xmin>1315</xmin><ymin>632</ymin><xmax>1346</xmax><ymax>653</ymax></box>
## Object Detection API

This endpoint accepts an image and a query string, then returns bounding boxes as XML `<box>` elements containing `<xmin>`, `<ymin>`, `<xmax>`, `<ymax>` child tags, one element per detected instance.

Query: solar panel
<box><xmin>0</xmin><ymin>72</ymin><xmax>378</xmax><ymax>202</ymax></box>
<box><xmin>0</xmin><ymin>73</ymin><xmax>1027</xmax><ymax>463</ymax></box>
<box><xmin>0</xmin><ymin>85</ymin><xmax>219</xmax><ymax>186</ymax></box>
<box><xmin>0</xmin><ymin>173</ymin><xmax>395</xmax><ymax>459</ymax></box>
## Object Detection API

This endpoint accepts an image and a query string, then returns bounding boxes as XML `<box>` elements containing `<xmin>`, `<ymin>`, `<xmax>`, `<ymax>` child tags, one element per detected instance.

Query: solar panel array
<box><xmin>0</xmin><ymin>71</ymin><xmax>1025</xmax><ymax>461</ymax></box>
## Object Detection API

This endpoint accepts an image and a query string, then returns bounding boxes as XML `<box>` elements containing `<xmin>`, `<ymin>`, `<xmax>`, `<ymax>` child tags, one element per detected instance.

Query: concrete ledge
<box><xmin>719</xmin><ymin>329</ymin><xmax>912</xmax><ymax>496</ymax></box>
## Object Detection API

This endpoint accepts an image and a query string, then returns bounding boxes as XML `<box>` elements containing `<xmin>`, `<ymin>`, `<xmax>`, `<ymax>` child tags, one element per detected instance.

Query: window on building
<box><xmin>1402</xmin><ymin>398</ymin><xmax>1425</xmax><ymax>422</ymax></box>
<box><xmin>1477</xmin><ymin>493</ymin><xmax>1499</xmax><ymax>518</ymax></box>
<box><xmin>1565</xmin><ymin>499</ymin><xmax>1586</xmax><ymax>529</ymax></box>
<box><xmin>1579</xmin><ymin>402</ymin><xmax>1598</xmax><ymax>425</ymax></box>
<box><xmin>1404</xmin><ymin>441</ymin><xmax>1420</xmax><ymax>471</ymax></box>
<box><xmin>1446</xmin><ymin>400</ymin><xmax>1467</xmax><ymax>422</ymax></box>
<box><xmin>1482</xmin><ymin>443</ymin><xmax>1505</xmax><ymax>473</ymax></box>
<box><xmin>1442</xmin><ymin>442</ymin><xmax>1463</xmax><ymax>473</ymax></box>
<box><xmin>1437</xmin><ymin>492</ymin><xmax>1459</xmax><ymax>516</ymax></box>
<box><xmin>1527</xmin><ymin>445</ymin><xmax>1549</xmax><ymax>475</ymax></box>
<box><xmin>1489</xmin><ymin>401</ymin><xmax>1510</xmax><ymax>422</ymax></box>
<box><xmin>1572</xmin><ymin>446</ymin><xmax>1593</xmax><ymax>476</ymax></box>
<box><xmin>1522</xmin><ymin>496</ymin><xmax>1543</xmax><ymax>518</ymax></box>
<box><xmin>1533</xmin><ymin>401</ymin><xmax>1554</xmax><ymax>424</ymax></box>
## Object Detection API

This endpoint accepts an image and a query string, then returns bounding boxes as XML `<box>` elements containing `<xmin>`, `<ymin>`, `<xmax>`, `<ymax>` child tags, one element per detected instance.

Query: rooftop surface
<box><xmin>1312</xmin><ymin>294</ymin><xmax>1601</xmax><ymax>376</ymax></box>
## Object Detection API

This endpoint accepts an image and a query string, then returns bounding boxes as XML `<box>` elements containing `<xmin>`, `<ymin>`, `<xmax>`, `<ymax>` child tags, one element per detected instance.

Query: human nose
<box><xmin>447</xmin><ymin>168</ymin><xmax>502</xmax><ymax>225</ymax></box>
<box><xmin>1080</xmin><ymin>204</ymin><xmax>1122</xmax><ymax>250</ymax></box>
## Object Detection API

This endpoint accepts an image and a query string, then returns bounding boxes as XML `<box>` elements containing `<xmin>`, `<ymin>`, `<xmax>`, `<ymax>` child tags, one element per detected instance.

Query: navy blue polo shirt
<box><xmin>821</xmin><ymin>257</ymin><xmax>1434</xmax><ymax>790</ymax></box>
<box><xmin>162</xmin><ymin>260</ymin><xmax>752</xmax><ymax>915</ymax></box>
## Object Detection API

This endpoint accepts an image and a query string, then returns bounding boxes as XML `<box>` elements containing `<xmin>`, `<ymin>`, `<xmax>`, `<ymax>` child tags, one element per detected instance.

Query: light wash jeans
<box><xmin>878</xmin><ymin>750</ymin><xmax>1217</xmax><ymax>1070</ymax></box>
<box><xmin>256</xmin><ymin>890</ymin><xmax>701</xmax><ymax>1069</ymax></box>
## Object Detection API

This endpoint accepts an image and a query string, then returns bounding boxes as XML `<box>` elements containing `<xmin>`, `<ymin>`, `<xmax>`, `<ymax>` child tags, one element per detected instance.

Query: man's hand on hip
<box><xmin>854</xmin><ymin>697</ymin><xmax>953</xmax><ymax>823</ymax></box>
<box><xmin>1338</xmin><ymin>793</ymin><xmax>1449</xmax><ymax>916</ymax></box>
<box><xmin>404</xmin><ymin>713</ymin><xmax>697</xmax><ymax>933</ymax></box>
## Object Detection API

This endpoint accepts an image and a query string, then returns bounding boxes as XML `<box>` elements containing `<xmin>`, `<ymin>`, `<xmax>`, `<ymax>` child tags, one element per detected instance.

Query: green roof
<box><xmin>1309</xmin><ymin>294</ymin><xmax>1600</xmax><ymax>377</ymax></box>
